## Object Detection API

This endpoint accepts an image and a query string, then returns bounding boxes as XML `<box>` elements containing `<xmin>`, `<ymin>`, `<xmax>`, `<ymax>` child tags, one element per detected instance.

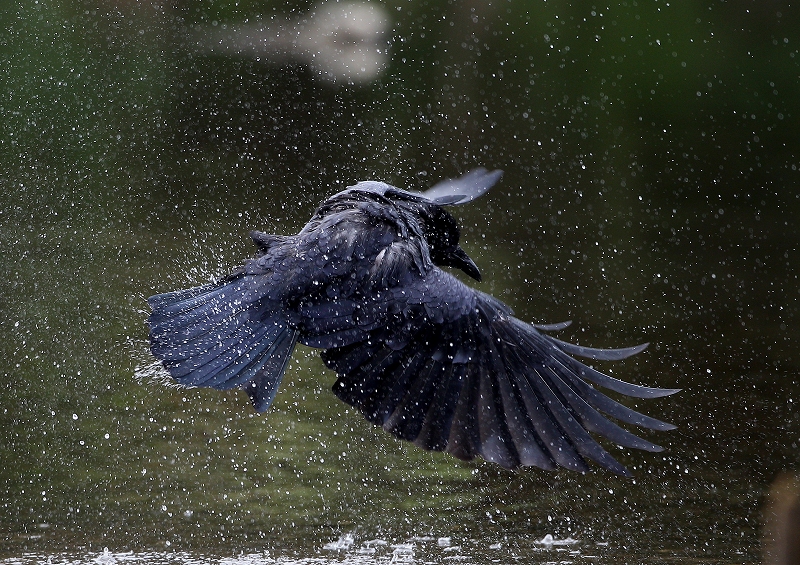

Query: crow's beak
<box><xmin>447</xmin><ymin>246</ymin><xmax>482</xmax><ymax>281</ymax></box>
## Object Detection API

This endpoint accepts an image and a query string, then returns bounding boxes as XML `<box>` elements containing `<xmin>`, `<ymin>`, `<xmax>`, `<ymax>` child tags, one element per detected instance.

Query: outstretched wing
<box><xmin>321</xmin><ymin>269</ymin><xmax>678</xmax><ymax>475</ymax></box>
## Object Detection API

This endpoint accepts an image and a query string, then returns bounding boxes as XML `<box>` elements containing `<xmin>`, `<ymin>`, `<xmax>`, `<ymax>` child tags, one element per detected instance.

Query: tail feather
<box><xmin>152</xmin><ymin>309</ymin><xmax>262</xmax><ymax>363</ymax></box>
<box><xmin>147</xmin><ymin>282</ymin><xmax>222</xmax><ymax>310</ymax></box>
<box><xmin>149</xmin><ymin>280</ymin><xmax>236</xmax><ymax>320</ymax></box>
<box><xmin>162</xmin><ymin>318</ymin><xmax>283</xmax><ymax>379</ymax></box>
<box><xmin>147</xmin><ymin>278</ymin><xmax>298</xmax><ymax>412</ymax></box>
<box><xmin>149</xmin><ymin>281</ymin><xmax>251</xmax><ymax>344</ymax></box>
<box><xmin>245</xmin><ymin>328</ymin><xmax>298</xmax><ymax>412</ymax></box>
<box><xmin>166</xmin><ymin>323</ymin><xmax>276</xmax><ymax>385</ymax></box>
<box><xmin>150</xmin><ymin>305</ymin><xmax>249</xmax><ymax>351</ymax></box>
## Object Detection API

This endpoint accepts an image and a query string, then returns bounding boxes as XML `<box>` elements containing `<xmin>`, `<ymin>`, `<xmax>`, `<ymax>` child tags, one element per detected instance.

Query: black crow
<box><xmin>147</xmin><ymin>169</ymin><xmax>678</xmax><ymax>475</ymax></box>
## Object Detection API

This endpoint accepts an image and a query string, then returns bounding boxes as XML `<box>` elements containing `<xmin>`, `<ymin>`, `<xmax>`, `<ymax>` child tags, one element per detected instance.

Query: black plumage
<box><xmin>147</xmin><ymin>169</ymin><xmax>679</xmax><ymax>475</ymax></box>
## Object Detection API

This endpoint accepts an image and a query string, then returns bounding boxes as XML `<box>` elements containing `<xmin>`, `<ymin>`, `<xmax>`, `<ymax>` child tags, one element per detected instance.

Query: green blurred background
<box><xmin>1</xmin><ymin>0</ymin><xmax>799</xmax><ymax>562</ymax></box>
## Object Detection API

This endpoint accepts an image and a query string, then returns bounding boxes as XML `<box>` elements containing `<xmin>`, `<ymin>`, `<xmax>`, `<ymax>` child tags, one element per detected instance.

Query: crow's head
<box><xmin>343</xmin><ymin>168</ymin><xmax>502</xmax><ymax>281</ymax></box>
<box><xmin>414</xmin><ymin>202</ymin><xmax>482</xmax><ymax>281</ymax></box>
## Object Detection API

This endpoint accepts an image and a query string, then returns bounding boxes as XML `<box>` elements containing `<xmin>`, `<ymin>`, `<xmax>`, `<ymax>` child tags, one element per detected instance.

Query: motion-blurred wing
<box><xmin>321</xmin><ymin>270</ymin><xmax>678</xmax><ymax>475</ymax></box>
<box><xmin>421</xmin><ymin>168</ymin><xmax>504</xmax><ymax>205</ymax></box>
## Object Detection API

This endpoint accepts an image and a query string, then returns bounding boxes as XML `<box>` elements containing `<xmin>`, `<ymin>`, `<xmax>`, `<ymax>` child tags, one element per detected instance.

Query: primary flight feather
<box><xmin>147</xmin><ymin>169</ymin><xmax>678</xmax><ymax>475</ymax></box>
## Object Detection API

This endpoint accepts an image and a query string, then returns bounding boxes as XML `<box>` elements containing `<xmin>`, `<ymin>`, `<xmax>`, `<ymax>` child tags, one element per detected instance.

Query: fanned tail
<box><xmin>147</xmin><ymin>274</ymin><xmax>298</xmax><ymax>412</ymax></box>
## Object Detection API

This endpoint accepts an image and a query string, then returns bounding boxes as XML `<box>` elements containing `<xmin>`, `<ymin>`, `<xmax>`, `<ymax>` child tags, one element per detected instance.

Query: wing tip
<box><xmin>423</xmin><ymin>167</ymin><xmax>504</xmax><ymax>205</ymax></box>
<box><xmin>645</xmin><ymin>387</ymin><xmax>683</xmax><ymax>399</ymax></box>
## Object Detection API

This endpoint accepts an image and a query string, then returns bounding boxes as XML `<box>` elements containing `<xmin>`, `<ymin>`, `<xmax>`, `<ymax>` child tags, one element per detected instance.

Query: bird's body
<box><xmin>147</xmin><ymin>169</ymin><xmax>678</xmax><ymax>475</ymax></box>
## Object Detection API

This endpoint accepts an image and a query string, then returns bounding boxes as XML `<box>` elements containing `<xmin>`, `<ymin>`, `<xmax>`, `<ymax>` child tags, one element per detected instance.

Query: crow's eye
<box><xmin>423</xmin><ymin>207</ymin><xmax>459</xmax><ymax>251</ymax></box>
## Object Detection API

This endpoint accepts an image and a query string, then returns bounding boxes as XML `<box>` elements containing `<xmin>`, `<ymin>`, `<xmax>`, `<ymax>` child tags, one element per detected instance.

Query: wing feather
<box><xmin>324</xmin><ymin>268</ymin><xmax>677</xmax><ymax>474</ymax></box>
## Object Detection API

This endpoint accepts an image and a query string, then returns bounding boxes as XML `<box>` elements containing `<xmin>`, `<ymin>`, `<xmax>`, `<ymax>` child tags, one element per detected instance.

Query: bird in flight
<box><xmin>147</xmin><ymin>169</ymin><xmax>678</xmax><ymax>475</ymax></box>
